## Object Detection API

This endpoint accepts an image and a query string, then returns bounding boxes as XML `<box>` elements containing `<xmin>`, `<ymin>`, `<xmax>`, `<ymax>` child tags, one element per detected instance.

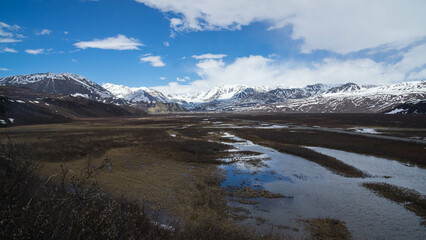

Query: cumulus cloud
<box><xmin>160</xmin><ymin>76</ymin><xmax>166</xmax><ymax>80</ymax></box>
<box><xmin>140</xmin><ymin>54</ymin><xmax>165</xmax><ymax>67</ymax></box>
<box><xmin>25</xmin><ymin>49</ymin><xmax>45</xmax><ymax>55</ymax></box>
<box><xmin>0</xmin><ymin>68</ymin><xmax>10</xmax><ymax>71</ymax></box>
<box><xmin>36</xmin><ymin>29</ymin><xmax>52</xmax><ymax>35</ymax></box>
<box><xmin>192</xmin><ymin>53</ymin><xmax>227</xmax><ymax>60</ymax></box>
<box><xmin>163</xmin><ymin>41</ymin><xmax>170</xmax><ymax>47</ymax></box>
<box><xmin>153</xmin><ymin>43</ymin><xmax>426</xmax><ymax>95</ymax></box>
<box><xmin>136</xmin><ymin>0</ymin><xmax>426</xmax><ymax>54</ymax></box>
<box><xmin>74</xmin><ymin>34</ymin><xmax>143</xmax><ymax>50</ymax></box>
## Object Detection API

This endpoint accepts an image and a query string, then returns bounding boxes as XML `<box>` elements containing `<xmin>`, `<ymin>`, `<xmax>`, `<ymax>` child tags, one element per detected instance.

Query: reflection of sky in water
<box><xmin>219</xmin><ymin>133</ymin><xmax>426</xmax><ymax>240</ymax></box>
<box><xmin>308</xmin><ymin>147</ymin><xmax>426</xmax><ymax>194</ymax></box>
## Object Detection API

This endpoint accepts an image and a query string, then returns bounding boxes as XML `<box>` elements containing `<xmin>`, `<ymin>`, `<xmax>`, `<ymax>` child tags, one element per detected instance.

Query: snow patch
<box><xmin>352</xmin><ymin>128</ymin><xmax>380</xmax><ymax>134</ymax></box>
<box><xmin>385</xmin><ymin>108</ymin><xmax>406</xmax><ymax>114</ymax></box>
<box><xmin>71</xmin><ymin>93</ymin><xmax>90</xmax><ymax>98</ymax></box>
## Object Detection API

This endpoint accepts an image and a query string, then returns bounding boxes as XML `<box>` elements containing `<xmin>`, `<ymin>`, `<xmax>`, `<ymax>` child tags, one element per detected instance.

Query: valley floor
<box><xmin>1</xmin><ymin>113</ymin><xmax>425</xmax><ymax>239</ymax></box>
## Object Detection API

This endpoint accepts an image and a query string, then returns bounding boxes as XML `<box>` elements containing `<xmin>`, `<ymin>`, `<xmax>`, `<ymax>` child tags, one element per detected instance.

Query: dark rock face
<box><xmin>384</xmin><ymin>100</ymin><xmax>426</xmax><ymax>114</ymax></box>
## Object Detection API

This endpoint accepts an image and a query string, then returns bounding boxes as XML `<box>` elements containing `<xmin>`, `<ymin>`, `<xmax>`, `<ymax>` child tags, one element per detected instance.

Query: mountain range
<box><xmin>1</xmin><ymin>72</ymin><xmax>425</xmax><ymax>114</ymax></box>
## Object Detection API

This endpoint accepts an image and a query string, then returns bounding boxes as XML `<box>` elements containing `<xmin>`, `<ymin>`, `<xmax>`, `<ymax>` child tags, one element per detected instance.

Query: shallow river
<box><xmin>219</xmin><ymin>133</ymin><xmax>426</xmax><ymax>240</ymax></box>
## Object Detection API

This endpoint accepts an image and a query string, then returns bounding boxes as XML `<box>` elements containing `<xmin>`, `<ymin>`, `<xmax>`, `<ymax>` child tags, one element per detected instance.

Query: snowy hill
<box><xmin>0</xmin><ymin>72</ymin><xmax>115</xmax><ymax>101</ymax></box>
<box><xmin>102</xmin><ymin>83</ymin><xmax>170</xmax><ymax>103</ymax></box>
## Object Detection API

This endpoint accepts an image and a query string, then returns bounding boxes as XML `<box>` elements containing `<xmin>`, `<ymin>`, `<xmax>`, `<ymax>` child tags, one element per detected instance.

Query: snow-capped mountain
<box><xmin>0</xmin><ymin>72</ymin><xmax>115</xmax><ymax>100</ymax></box>
<box><xmin>166</xmin><ymin>85</ymin><xmax>271</xmax><ymax>104</ymax></box>
<box><xmin>2</xmin><ymin>72</ymin><xmax>424</xmax><ymax>113</ymax></box>
<box><xmin>102</xmin><ymin>83</ymin><xmax>170</xmax><ymax>103</ymax></box>
<box><xmin>187</xmin><ymin>83</ymin><xmax>335</xmax><ymax>111</ymax></box>
<box><xmin>243</xmin><ymin>81</ymin><xmax>426</xmax><ymax>113</ymax></box>
<box><xmin>169</xmin><ymin>81</ymin><xmax>424</xmax><ymax>112</ymax></box>
<box><xmin>104</xmin><ymin>80</ymin><xmax>425</xmax><ymax>112</ymax></box>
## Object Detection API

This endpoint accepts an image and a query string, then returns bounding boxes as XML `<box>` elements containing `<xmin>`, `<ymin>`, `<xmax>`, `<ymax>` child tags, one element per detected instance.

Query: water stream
<box><xmin>218</xmin><ymin>133</ymin><xmax>426</xmax><ymax>240</ymax></box>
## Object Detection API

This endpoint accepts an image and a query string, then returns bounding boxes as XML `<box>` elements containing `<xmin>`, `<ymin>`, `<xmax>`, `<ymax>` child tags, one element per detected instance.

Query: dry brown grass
<box><xmin>303</xmin><ymin>218</ymin><xmax>352</xmax><ymax>240</ymax></box>
<box><xmin>1</xmin><ymin>119</ymin><xmax>259</xmax><ymax>239</ymax></box>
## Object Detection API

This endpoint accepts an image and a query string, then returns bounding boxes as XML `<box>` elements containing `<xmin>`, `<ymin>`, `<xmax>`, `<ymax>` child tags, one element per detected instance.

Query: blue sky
<box><xmin>1</xmin><ymin>0</ymin><xmax>425</xmax><ymax>94</ymax></box>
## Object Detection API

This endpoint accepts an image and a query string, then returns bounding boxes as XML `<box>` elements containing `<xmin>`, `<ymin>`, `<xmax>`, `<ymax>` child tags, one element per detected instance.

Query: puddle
<box><xmin>219</xmin><ymin>133</ymin><xmax>426</xmax><ymax>239</ymax></box>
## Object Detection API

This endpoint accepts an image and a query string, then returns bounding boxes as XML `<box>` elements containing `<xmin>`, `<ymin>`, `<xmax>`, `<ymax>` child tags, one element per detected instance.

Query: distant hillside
<box><xmin>384</xmin><ymin>100</ymin><xmax>426</xmax><ymax>114</ymax></box>
<box><xmin>0</xmin><ymin>86</ymin><xmax>146</xmax><ymax>126</ymax></box>
<box><xmin>147</xmin><ymin>102</ymin><xmax>187</xmax><ymax>113</ymax></box>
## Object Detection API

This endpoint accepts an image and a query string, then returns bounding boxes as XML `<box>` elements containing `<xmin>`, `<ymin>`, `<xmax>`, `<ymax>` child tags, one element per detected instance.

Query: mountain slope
<box><xmin>384</xmin><ymin>100</ymin><xmax>426</xmax><ymax>114</ymax></box>
<box><xmin>171</xmin><ymin>81</ymin><xmax>425</xmax><ymax>112</ymax></box>
<box><xmin>248</xmin><ymin>81</ymin><xmax>426</xmax><ymax>113</ymax></box>
<box><xmin>0</xmin><ymin>86</ymin><xmax>145</xmax><ymax>126</ymax></box>
<box><xmin>0</xmin><ymin>72</ymin><xmax>115</xmax><ymax>101</ymax></box>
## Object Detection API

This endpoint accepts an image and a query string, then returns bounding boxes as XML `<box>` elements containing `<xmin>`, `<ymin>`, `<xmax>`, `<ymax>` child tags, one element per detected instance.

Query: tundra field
<box><xmin>1</xmin><ymin>113</ymin><xmax>426</xmax><ymax>239</ymax></box>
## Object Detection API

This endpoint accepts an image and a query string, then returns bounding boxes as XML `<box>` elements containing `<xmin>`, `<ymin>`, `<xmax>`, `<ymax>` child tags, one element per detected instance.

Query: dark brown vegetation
<box><xmin>227</xmin><ymin>186</ymin><xmax>292</xmax><ymax>199</ymax></box>
<box><xmin>362</xmin><ymin>182</ymin><xmax>426</xmax><ymax>226</ymax></box>
<box><xmin>303</xmin><ymin>218</ymin><xmax>352</xmax><ymax>240</ymax></box>
<box><xmin>0</xmin><ymin>150</ymin><xmax>171</xmax><ymax>239</ymax></box>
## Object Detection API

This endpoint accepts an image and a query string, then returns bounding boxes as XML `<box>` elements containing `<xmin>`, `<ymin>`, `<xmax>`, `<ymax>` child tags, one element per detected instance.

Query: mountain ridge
<box><xmin>1</xmin><ymin>72</ymin><xmax>425</xmax><ymax>113</ymax></box>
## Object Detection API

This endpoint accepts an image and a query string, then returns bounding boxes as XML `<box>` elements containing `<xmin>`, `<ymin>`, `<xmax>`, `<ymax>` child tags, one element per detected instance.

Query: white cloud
<box><xmin>36</xmin><ymin>29</ymin><xmax>52</xmax><ymax>35</ymax></box>
<box><xmin>0</xmin><ymin>22</ymin><xmax>20</xmax><ymax>39</ymax></box>
<box><xmin>25</xmin><ymin>49</ymin><xmax>45</xmax><ymax>55</ymax></box>
<box><xmin>0</xmin><ymin>38</ymin><xmax>21</xmax><ymax>43</ymax></box>
<box><xmin>408</xmin><ymin>69</ymin><xmax>426</xmax><ymax>80</ymax></box>
<box><xmin>176</xmin><ymin>77</ymin><xmax>186</xmax><ymax>82</ymax></box>
<box><xmin>140</xmin><ymin>54</ymin><xmax>165</xmax><ymax>67</ymax></box>
<box><xmin>74</xmin><ymin>34</ymin><xmax>143</xmax><ymax>50</ymax></box>
<box><xmin>0</xmin><ymin>68</ymin><xmax>10</xmax><ymax>71</ymax></box>
<box><xmin>136</xmin><ymin>0</ymin><xmax>426</xmax><ymax>54</ymax></box>
<box><xmin>72</xmin><ymin>59</ymin><xmax>78</xmax><ymax>63</ymax></box>
<box><xmin>160</xmin><ymin>76</ymin><xmax>166</xmax><ymax>80</ymax></box>
<box><xmin>64</xmin><ymin>31</ymin><xmax>69</xmax><ymax>35</ymax></box>
<box><xmin>163</xmin><ymin>41</ymin><xmax>170</xmax><ymax>47</ymax></box>
<box><xmin>2</xmin><ymin>47</ymin><xmax>17</xmax><ymax>53</ymax></box>
<box><xmin>153</xmin><ymin>43</ymin><xmax>426</xmax><ymax>94</ymax></box>
<box><xmin>192</xmin><ymin>53</ymin><xmax>227</xmax><ymax>60</ymax></box>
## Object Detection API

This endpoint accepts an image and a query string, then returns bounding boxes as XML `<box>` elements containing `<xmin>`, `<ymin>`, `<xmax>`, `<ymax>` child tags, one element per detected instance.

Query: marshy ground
<box><xmin>1</xmin><ymin>113</ymin><xmax>425</xmax><ymax>239</ymax></box>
